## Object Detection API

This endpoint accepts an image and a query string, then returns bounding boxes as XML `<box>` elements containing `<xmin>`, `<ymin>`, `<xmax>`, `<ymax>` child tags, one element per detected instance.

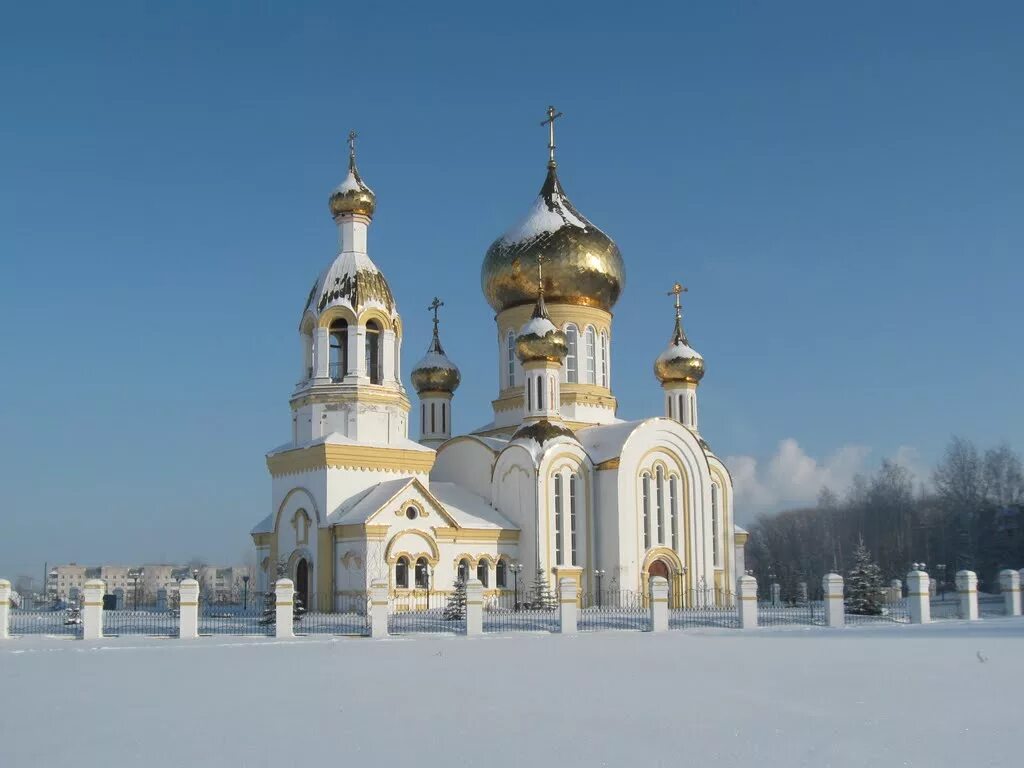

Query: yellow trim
<box><xmin>267</xmin><ymin>444</ymin><xmax>435</xmax><ymax>477</ymax></box>
<box><xmin>317</xmin><ymin>305</ymin><xmax>358</xmax><ymax>329</ymax></box>
<box><xmin>179</xmin><ymin>601</ymin><xmax>199</xmax><ymax>607</ymax></box>
<box><xmin>357</xmin><ymin>307</ymin><xmax>394</xmax><ymax>331</ymax></box>
<box><xmin>432</xmin><ymin>528</ymin><xmax>519</xmax><ymax>543</ymax></box>
<box><xmin>384</xmin><ymin>530</ymin><xmax>440</xmax><ymax>564</ymax></box>
<box><xmin>595</xmin><ymin>457</ymin><xmax>620</xmax><ymax>470</ymax></box>
<box><xmin>83</xmin><ymin>602</ymin><xmax>103</xmax><ymax>607</ymax></box>
<box><xmin>275</xmin><ymin>601</ymin><xmax>294</xmax><ymax>607</ymax></box>
<box><xmin>290</xmin><ymin>387</ymin><xmax>411</xmax><ymax>411</ymax></box>
<box><xmin>497</xmin><ymin>304</ymin><xmax>612</xmax><ymax>338</ymax></box>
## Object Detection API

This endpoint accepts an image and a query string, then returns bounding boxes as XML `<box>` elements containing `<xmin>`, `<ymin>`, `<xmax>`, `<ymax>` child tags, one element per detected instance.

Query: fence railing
<box><xmin>482</xmin><ymin>591</ymin><xmax>558</xmax><ymax>633</ymax></box>
<box><xmin>579</xmin><ymin>589</ymin><xmax>649</xmax><ymax>632</ymax></box>
<box><xmin>9</xmin><ymin>608</ymin><xmax>82</xmax><ymax>637</ymax></box>
<box><xmin>103</xmin><ymin>609</ymin><xmax>178</xmax><ymax>637</ymax></box>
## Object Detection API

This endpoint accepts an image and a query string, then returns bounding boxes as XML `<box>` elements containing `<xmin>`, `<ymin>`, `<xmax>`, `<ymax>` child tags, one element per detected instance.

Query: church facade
<box><xmin>251</xmin><ymin>115</ymin><xmax>745</xmax><ymax>610</ymax></box>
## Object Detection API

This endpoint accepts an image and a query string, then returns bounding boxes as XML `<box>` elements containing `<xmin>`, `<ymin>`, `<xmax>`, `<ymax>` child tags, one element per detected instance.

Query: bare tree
<box><xmin>982</xmin><ymin>444</ymin><xmax>1024</xmax><ymax>507</ymax></box>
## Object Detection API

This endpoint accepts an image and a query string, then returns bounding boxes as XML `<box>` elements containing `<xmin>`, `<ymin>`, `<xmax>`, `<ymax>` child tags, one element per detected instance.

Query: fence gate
<box><xmin>9</xmin><ymin>606</ymin><xmax>83</xmax><ymax>638</ymax></box>
<box><xmin>297</xmin><ymin>593</ymin><xmax>371</xmax><ymax>637</ymax></box>
<box><xmin>578</xmin><ymin>589</ymin><xmax>649</xmax><ymax>632</ymax></box>
<box><xmin>483</xmin><ymin>591</ymin><xmax>558</xmax><ymax>633</ymax></box>
<box><xmin>103</xmin><ymin>605</ymin><xmax>178</xmax><ymax>637</ymax></box>
<box><xmin>669</xmin><ymin>589</ymin><xmax>740</xmax><ymax>630</ymax></box>
<box><xmin>388</xmin><ymin>591</ymin><xmax>463</xmax><ymax>635</ymax></box>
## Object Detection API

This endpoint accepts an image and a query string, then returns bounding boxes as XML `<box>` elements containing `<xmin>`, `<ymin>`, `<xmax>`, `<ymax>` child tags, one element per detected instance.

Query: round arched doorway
<box><xmin>295</xmin><ymin>558</ymin><xmax>310</xmax><ymax>610</ymax></box>
<box><xmin>648</xmin><ymin>559</ymin><xmax>670</xmax><ymax>580</ymax></box>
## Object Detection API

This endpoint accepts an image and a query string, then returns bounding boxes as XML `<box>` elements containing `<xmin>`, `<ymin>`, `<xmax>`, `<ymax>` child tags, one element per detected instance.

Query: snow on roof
<box><xmin>575</xmin><ymin>419</ymin><xmax>647</xmax><ymax>465</ymax></box>
<box><xmin>500</xmin><ymin>191</ymin><xmax>587</xmax><ymax>245</ymax></box>
<box><xmin>471</xmin><ymin>435</ymin><xmax>509</xmax><ymax>452</ymax></box>
<box><xmin>334</xmin><ymin>169</ymin><xmax>370</xmax><ymax>195</ymax></box>
<box><xmin>268</xmin><ymin>432</ymin><xmax>434</xmax><ymax>458</ymax></box>
<box><xmin>519</xmin><ymin>315</ymin><xmax>557</xmax><ymax>338</ymax></box>
<box><xmin>429</xmin><ymin>482</ymin><xmax>517</xmax><ymax>530</ymax></box>
<box><xmin>657</xmin><ymin>339</ymin><xmax>703</xmax><ymax>362</ymax></box>
<box><xmin>330</xmin><ymin>478</ymin><xmax>413</xmax><ymax>525</ymax></box>
<box><xmin>734</xmin><ymin>524</ymin><xmax>749</xmax><ymax>535</ymax></box>
<box><xmin>412</xmin><ymin>350</ymin><xmax>458</xmax><ymax>372</ymax></box>
<box><xmin>251</xmin><ymin>513</ymin><xmax>275</xmax><ymax>535</ymax></box>
<box><xmin>304</xmin><ymin>250</ymin><xmax>395</xmax><ymax>316</ymax></box>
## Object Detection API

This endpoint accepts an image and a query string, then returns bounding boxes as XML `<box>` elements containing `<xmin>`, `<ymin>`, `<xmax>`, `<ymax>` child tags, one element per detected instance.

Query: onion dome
<box><xmin>303</xmin><ymin>252</ymin><xmax>395</xmax><ymax>317</ymax></box>
<box><xmin>516</xmin><ymin>277</ymin><xmax>568</xmax><ymax>364</ymax></box>
<box><xmin>654</xmin><ymin>283</ymin><xmax>705</xmax><ymax>385</ymax></box>
<box><xmin>481</xmin><ymin>109</ymin><xmax>624</xmax><ymax>313</ymax></box>
<box><xmin>511</xmin><ymin>419</ymin><xmax>576</xmax><ymax>445</ymax></box>
<box><xmin>329</xmin><ymin>130</ymin><xmax>376</xmax><ymax>219</ymax></box>
<box><xmin>411</xmin><ymin>299</ymin><xmax>461</xmax><ymax>394</ymax></box>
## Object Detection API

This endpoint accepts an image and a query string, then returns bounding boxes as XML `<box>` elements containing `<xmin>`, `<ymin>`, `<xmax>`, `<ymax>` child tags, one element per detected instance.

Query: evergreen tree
<box><xmin>846</xmin><ymin>537</ymin><xmax>885</xmax><ymax>615</ymax></box>
<box><xmin>443</xmin><ymin>579</ymin><xmax>467</xmax><ymax>620</ymax></box>
<box><xmin>528</xmin><ymin>568</ymin><xmax>556</xmax><ymax>610</ymax></box>
<box><xmin>258</xmin><ymin>559</ymin><xmax>305</xmax><ymax>625</ymax></box>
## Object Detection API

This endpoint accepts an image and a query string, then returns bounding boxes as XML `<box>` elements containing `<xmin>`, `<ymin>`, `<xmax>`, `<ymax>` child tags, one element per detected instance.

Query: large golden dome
<box><xmin>482</xmin><ymin>165</ymin><xmax>624</xmax><ymax>313</ymax></box>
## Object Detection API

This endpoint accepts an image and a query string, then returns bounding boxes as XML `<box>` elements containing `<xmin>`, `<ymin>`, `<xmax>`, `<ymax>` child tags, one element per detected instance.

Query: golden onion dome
<box><xmin>329</xmin><ymin>132</ymin><xmax>376</xmax><ymax>219</ymax></box>
<box><xmin>654</xmin><ymin>295</ymin><xmax>704</xmax><ymax>385</ymax></box>
<box><xmin>516</xmin><ymin>292</ymin><xmax>568</xmax><ymax>363</ymax></box>
<box><xmin>482</xmin><ymin>164</ymin><xmax>624</xmax><ymax>313</ymax></box>
<box><xmin>411</xmin><ymin>313</ymin><xmax>461</xmax><ymax>395</ymax></box>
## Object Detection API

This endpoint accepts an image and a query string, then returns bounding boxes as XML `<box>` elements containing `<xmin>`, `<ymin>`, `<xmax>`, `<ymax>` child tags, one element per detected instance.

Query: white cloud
<box><xmin>725</xmin><ymin>439</ymin><xmax>870</xmax><ymax>519</ymax></box>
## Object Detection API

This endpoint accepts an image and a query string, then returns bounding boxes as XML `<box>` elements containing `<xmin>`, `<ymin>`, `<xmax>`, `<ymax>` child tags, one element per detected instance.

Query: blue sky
<box><xmin>1</xmin><ymin>2</ymin><xmax>1021</xmax><ymax>579</ymax></box>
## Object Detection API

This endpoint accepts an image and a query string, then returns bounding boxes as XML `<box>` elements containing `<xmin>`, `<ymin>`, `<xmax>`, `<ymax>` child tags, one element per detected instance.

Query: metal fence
<box><xmin>579</xmin><ymin>589</ymin><xmax>649</xmax><ymax>632</ymax></box>
<box><xmin>483</xmin><ymin>591</ymin><xmax>558</xmax><ymax>633</ymax></box>
<box><xmin>844</xmin><ymin>598</ymin><xmax>910</xmax><ymax>625</ymax></box>
<box><xmin>103</xmin><ymin>609</ymin><xmax>178</xmax><ymax>637</ymax></box>
<box><xmin>388</xmin><ymin>592</ymin><xmax>464</xmax><ymax>635</ymax></box>
<box><xmin>9</xmin><ymin>608</ymin><xmax>82</xmax><ymax>637</ymax></box>
<box><xmin>297</xmin><ymin>593</ymin><xmax>371</xmax><ymax>636</ymax></box>
<box><xmin>979</xmin><ymin>596</ymin><xmax>1005</xmax><ymax>617</ymax></box>
<box><xmin>670</xmin><ymin>589</ymin><xmax>740</xmax><ymax>629</ymax></box>
<box><xmin>198</xmin><ymin>603</ymin><xmax>273</xmax><ymax>636</ymax></box>
<box><xmin>758</xmin><ymin>600</ymin><xmax>826</xmax><ymax>626</ymax></box>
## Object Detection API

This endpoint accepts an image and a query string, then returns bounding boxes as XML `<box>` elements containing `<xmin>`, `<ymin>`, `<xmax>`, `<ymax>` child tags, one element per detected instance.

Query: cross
<box><xmin>348</xmin><ymin>130</ymin><xmax>358</xmax><ymax>161</ymax></box>
<box><xmin>668</xmin><ymin>282</ymin><xmax>687</xmax><ymax>318</ymax></box>
<box><xmin>540</xmin><ymin>105</ymin><xmax>563</xmax><ymax>166</ymax></box>
<box><xmin>536</xmin><ymin>253</ymin><xmax>546</xmax><ymax>298</ymax></box>
<box><xmin>428</xmin><ymin>297</ymin><xmax>444</xmax><ymax>330</ymax></box>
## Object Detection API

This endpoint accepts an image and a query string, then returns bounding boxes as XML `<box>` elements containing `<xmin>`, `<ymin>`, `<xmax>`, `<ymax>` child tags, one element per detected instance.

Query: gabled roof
<box><xmin>429</xmin><ymin>482</ymin><xmax>517</xmax><ymax>530</ymax></box>
<box><xmin>575</xmin><ymin>419</ymin><xmax>646</xmax><ymax>465</ymax></box>
<box><xmin>251</xmin><ymin>513</ymin><xmax>275</xmax><ymax>535</ymax></box>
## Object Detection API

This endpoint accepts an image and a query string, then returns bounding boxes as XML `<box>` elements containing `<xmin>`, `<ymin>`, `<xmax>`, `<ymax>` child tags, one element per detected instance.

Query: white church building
<box><xmin>251</xmin><ymin>114</ymin><xmax>746</xmax><ymax>610</ymax></box>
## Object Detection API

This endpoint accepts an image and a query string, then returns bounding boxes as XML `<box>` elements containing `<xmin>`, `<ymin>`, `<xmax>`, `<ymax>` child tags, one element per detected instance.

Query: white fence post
<box><xmin>0</xmin><ymin>579</ymin><xmax>10</xmax><ymax>639</ymax></box>
<box><xmin>955</xmin><ymin>570</ymin><xmax>979</xmax><ymax>620</ymax></box>
<box><xmin>82</xmin><ymin>579</ymin><xmax>105</xmax><ymax>640</ymax></box>
<box><xmin>649</xmin><ymin>576</ymin><xmax>669</xmax><ymax>632</ymax></box>
<box><xmin>466</xmin><ymin>579</ymin><xmax>483</xmax><ymax>636</ymax></box>
<box><xmin>738</xmin><ymin>575</ymin><xmax>758</xmax><ymax>629</ymax></box>
<box><xmin>889</xmin><ymin>579</ymin><xmax>903</xmax><ymax>603</ymax></box>
<box><xmin>906</xmin><ymin>569</ymin><xmax>930</xmax><ymax>624</ymax></box>
<box><xmin>370</xmin><ymin>580</ymin><xmax>389</xmax><ymax>638</ymax></box>
<box><xmin>559</xmin><ymin>578</ymin><xmax>578</xmax><ymax>634</ymax></box>
<box><xmin>275</xmin><ymin>578</ymin><xmax>295</xmax><ymax>638</ymax></box>
<box><xmin>999</xmin><ymin>569</ymin><xmax>1021</xmax><ymax>617</ymax></box>
<box><xmin>178</xmin><ymin>578</ymin><xmax>199</xmax><ymax>639</ymax></box>
<box><xmin>823</xmin><ymin>573</ymin><xmax>845</xmax><ymax>628</ymax></box>
<box><xmin>770</xmin><ymin>582</ymin><xmax>781</xmax><ymax>606</ymax></box>
<box><xmin>796</xmin><ymin>581</ymin><xmax>808</xmax><ymax>604</ymax></box>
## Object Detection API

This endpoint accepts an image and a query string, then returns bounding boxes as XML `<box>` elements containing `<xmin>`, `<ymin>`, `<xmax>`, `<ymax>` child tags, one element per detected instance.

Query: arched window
<box><xmin>711</xmin><ymin>483</ymin><xmax>721</xmax><ymax>567</ymax></box>
<box><xmin>565</xmin><ymin>325</ymin><xmax>579</xmax><ymax>383</ymax></box>
<box><xmin>414</xmin><ymin>557</ymin><xmax>429</xmax><ymax>589</ymax></box>
<box><xmin>569</xmin><ymin>473</ymin><xmax>578</xmax><ymax>566</ymax></box>
<box><xmin>641</xmin><ymin>472</ymin><xmax>652</xmax><ymax>549</ymax></box>
<box><xmin>365</xmin><ymin>320</ymin><xmax>382</xmax><ymax>384</ymax></box>
<box><xmin>554</xmin><ymin>474</ymin><xmax>564</xmax><ymax>565</ymax></box>
<box><xmin>584</xmin><ymin>326</ymin><xmax>597</xmax><ymax>384</ymax></box>
<box><xmin>395</xmin><ymin>556</ymin><xmax>409</xmax><ymax>589</ymax></box>
<box><xmin>329</xmin><ymin>319</ymin><xmax>348</xmax><ymax>382</ymax></box>
<box><xmin>457</xmin><ymin>558</ymin><xmax>470</xmax><ymax>583</ymax></box>
<box><xmin>302</xmin><ymin>328</ymin><xmax>314</xmax><ymax>380</ymax></box>
<box><xmin>669</xmin><ymin>475</ymin><xmax>679</xmax><ymax>551</ymax></box>
<box><xmin>496</xmin><ymin>559</ymin><xmax>507</xmax><ymax>588</ymax></box>
<box><xmin>476</xmin><ymin>559</ymin><xmax>489</xmax><ymax>586</ymax></box>
<box><xmin>430</xmin><ymin>402</ymin><xmax>436</xmax><ymax>433</ymax></box>
<box><xmin>506</xmin><ymin>330</ymin><xmax>516</xmax><ymax>388</ymax></box>
<box><xmin>599</xmin><ymin>331</ymin><xmax>608</xmax><ymax>387</ymax></box>
<box><xmin>655</xmin><ymin>466</ymin><xmax>665</xmax><ymax>545</ymax></box>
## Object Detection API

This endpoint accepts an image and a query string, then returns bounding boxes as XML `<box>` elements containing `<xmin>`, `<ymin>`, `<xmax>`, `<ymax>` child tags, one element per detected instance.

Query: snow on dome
<box><xmin>519</xmin><ymin>315</ymin><xmax>557</xmax><ymax>338</ymax></box>
<box><xmin>304</xmin><ymin>251</ymin><xmax>395</xmax><ymax>317</ymax></box>
<box><xmin>334</xmin><ymin>170</ymin><xmax>368</xmax><ymax>195</ymax></box>
<box><xmin>501</xmin><ymin>190</ymin><xmax>587</xmax><ymax>245</ymax></box>
<box><xmin>413</xmin><ymin>350</ymin><xmax>458</xmax><ymax>371</ymax></box>
<box><xmin>657</xmin><ymin>340</ymin><xmax>703</xmax><ymax>363</ymax></box>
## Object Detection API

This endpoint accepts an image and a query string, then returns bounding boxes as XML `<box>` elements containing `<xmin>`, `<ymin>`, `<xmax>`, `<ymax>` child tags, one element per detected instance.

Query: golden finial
<box><xmin>537</xmin><ymin>253</ymin><xmax>545</xmax><ymax>299</ymax></box>
<box><xmin>667</xmin><ymin>281</ymin><xmax>689</xmax><ymax>345</ymax></box>
<box><xmin>540</xmin><ymin>105</ymin><xmax>563</xmax><ymax>168</ymax></box>
<box><xmin>347</xmin><ymin>130</ymin><xmax>358</xmax><ymax>169</ymax></box>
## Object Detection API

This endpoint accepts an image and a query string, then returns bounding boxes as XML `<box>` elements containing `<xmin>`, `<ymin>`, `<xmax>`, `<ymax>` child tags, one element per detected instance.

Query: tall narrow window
<box><xmin>329</xmin><ymin>319</ymin><xmax>348</xmax><ymax>382</ymax></box>
<box><xmin>711</xmin><ymin>483</ymin><xmax>721</xmax><ymax>567</ymax></box>
<box><xmin>554</xmin><ymin>474</ymin><xmax>564</xmax><ymax>565</ymax></box>
<box><xmin>584</xmin><ymin>326</ymin><xmax>597</xmax><ymax>384</ymax></box>
<box><xmin>476</xmin><ymin>559</ymin><xmax>489</xmax><ymax>586</ymax></box>
<box><xmin>536</xmin><ymin>376</ymin><xmax>544</xmax><ymax>410</ymax></box>
<box><xmin>600</xmin><ymin>331</ymin><xmax>608</xmax><ymax>387</ymax></box>
<box><xmin>641</xmin><ymin>473</ymin><xmax>651</xmax><ymax>549</ymax></box>
<box><xmin>457</xmin><ymin>559</ymin><xmax>470</xmax><ymax>583</ymax></box>
<box><xmin>421</xmin><ymin>403</ymin><xmax>426</xmax><ymax>432</ymax></box>
<box><xmin>669</xmin><ymin>475</ymin><xmax>679</xmax><ymax>551</ymax></box>
<box><xmin>569</xmin><ymin>473</ymin><xmax>578</xmax><ymax>566</ymax></box>
<box><xmin>414</xmin><ymin>557</ymin><xmax>429</xmax><ymax>589</ymax></box>
<box><xmin>395</xmin><ymin>557</ymin><xmax>409</xmax><ymax>589</ymax></box>
<box><xmin>506</xmin><ymin>331</ymin><xmax>516</xmax><ymax>388</ymax></box>
<box><xmin>365</xmin><ymin>320</ymin><xmax>382</xmax><ymax>384</ymax></box>
<box><xmin>441</xmin><ymin>402</ymin><xmax>446</xmax><ymax>433</ymax></box>
<box><xmin>430</xmin><ymin>402</ymin><xmax>436</xmax><ymax>433</ymax></box>
<box><xmin>678</xmin><ymin>395</ymin><xmax>685</xmax><ymax>423</ymax></box>
<box><xmin>527</xmin><ymin>379</ymin><xmax>532</xmax><ymax>411</ymax></box>
<box><xmin>565</xmin><ymin>325</ymin><xmax>579</xmax><ymax>383</ymax></box>
<box><xmin>655</xmin><ymin>466</ymin><xmax>665</xmax><ymax>545</ymax></box>
<box><xmin>690</xmin><ymin>396</ymin><xmax>696</xmax><ymax>426</ymax></box>
<box><xmin>496</xmin><ymin>559</ymin><xmax>507</xmax><ymax>588</ymax></box>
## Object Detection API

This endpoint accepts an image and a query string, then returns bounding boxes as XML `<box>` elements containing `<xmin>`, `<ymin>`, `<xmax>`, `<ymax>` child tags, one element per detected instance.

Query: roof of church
<box><xmin>575</xmin><ymin>419</ymin><xmax>646</xmax><ymax>465</ymax></box>
<box><xmin>267</xmin><ymin>432</ymin><xmax>433</xmax><ymax>458</ymax></box>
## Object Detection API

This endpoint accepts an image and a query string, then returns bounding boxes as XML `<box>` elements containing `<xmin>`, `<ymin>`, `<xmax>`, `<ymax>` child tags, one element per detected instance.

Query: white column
<box><xmin>336</xmin><ymin>215</ymin><xmax>369</xmax><ymax>253</ymax></box>
<box><xmin>178</xmin><ymin>579</ymin><xmax>200</xmax><ymax>639</ymax></box>
<box><xmin>955</xmin><ymin>570</ymin><xmax>979</xmax><ymax>621</ymax></box>
<box><xmin>649</xmin><ymin>576</ymin><xmax>669</xmax><ymax>632</ymax></box>
<box><xmin>0</xmin><ymin>579</ymin><xmax>10</xmax><ymax>639</ymax></box>
<box><xmin>82</xmin><ymin>579</ymin><xmax>105</xmax><ymax>640</ymax></box>
<box><xmin>558</xmin><ymin>578</ymin><xmax>578</xmax><ymax>634</ymax></box>
<box><xmin>466</xmin><ymin>579</ymin><xmax>483</xmax><ymax>636</ymax></box>
<box><xmin>370</xmin><ymin>580</ymin><xmax>389</xmax><ymax>639</ymax></box>
<box><xmin>738</xmin><ymin>575</ymin><xmax>758</xmax><ymax>629</ymax></box>
<box><xmin>999</xmin><ymin>569</ymin><xmax>1021</xmax><ymax>617</ymax></box>
<box><xmin>823</xmin><ymin>572</ymin><xmax>845</xmax><ymax>628</ymax></box>
<box><xmin>275</xmin><ymin>578</ymin><xmax>295</xmax><ymax>638</ymax></box>
<box><xmin>313</xmin><ymin>327</ymin><xmax>329</xmax><ymax>380</ymax></box>
<box><xmin>382</xmin><ymin>330</ymin><xmax>396</xmax><ymax>384</ymax></box>
<box><xmin>906</xmin><ymin>569</ymin><xmax>930</xmax><ymax>624</ymax></box>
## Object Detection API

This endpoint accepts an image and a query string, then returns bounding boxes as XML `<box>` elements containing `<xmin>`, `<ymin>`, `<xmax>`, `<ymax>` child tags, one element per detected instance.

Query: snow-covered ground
<box><xmin>2</xmin><ymin>619</ymin><xmax>1021</xmax><ymax>767</ymax></box>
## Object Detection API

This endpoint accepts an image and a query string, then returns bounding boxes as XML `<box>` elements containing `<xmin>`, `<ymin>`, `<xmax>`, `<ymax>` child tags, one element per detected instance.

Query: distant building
<box><xmin>46</xmin><ymin>563</ymin><xmax>254</xmax><ymax>604</ymax></box>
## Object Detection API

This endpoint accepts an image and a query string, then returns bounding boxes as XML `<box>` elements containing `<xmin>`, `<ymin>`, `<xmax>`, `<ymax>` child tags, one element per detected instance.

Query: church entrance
<box><xmin>295</xmin><ymin>558</ymin><xmax>309</xmax><ymax>609</ymax></box>
<box><xmin>648</xmin><ymin>559</ymin><xmax>670</xmax><ymax>580</ymax></box>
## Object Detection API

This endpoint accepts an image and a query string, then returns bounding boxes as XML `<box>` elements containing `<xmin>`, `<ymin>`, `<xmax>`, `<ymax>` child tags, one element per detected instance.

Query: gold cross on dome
<box><xmin>668</xmin><ymin>282</ymin><xmax>687</xmax><ymax>317</ymax></box>
<box><xmin>428</xmin><ymin>297</ymin><xmax>444</xmax><ymax>327</ymax></box>
<box><xmin>540</xmin><ymin>105</ymin><xmax>563</xmax><ymax>166</ymax></box>
<box><xmin>348</xmin><ymin>130</ymin><xmax>358</xmax><ymax>161</ymax></box>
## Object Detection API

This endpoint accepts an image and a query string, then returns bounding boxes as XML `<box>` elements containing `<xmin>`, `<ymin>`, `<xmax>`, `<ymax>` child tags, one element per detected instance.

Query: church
<box><xmin>251</xmin><ymin>109</ymin><xmax>745</xmax><ymax>611</ymax></box>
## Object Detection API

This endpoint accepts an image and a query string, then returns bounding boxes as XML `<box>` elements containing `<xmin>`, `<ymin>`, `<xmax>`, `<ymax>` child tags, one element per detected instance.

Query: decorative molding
<box><xmin>432</xmin><ymin>527</ymin><xmax>520</xmax><ymax>543</ymax></box>
<box><xmin>267</xmin><ymin>444</ymin><xmax>435</xmax><ymax>477</ymax></box>
<box><xmin>595</xmin><ymin>457</ymin><xmax>620</xmax><ymax>470</ymax></box>
<box><xmin>290</xmin><ymin>386</ymin><xmax>410</xmax><ymax>411</ymax></box>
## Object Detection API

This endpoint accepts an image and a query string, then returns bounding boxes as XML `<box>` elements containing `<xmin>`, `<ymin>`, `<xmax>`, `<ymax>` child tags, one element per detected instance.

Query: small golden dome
<box><xmin>411</xmin><ymin>305</ymin><xmax>461</xmax><ymax>395</ymax></box>
<box><xmin>482</xmin><ymin>165</ymin><xmax>624</xmax><ymax>313</ymax></box>
<box><xmin>654</xmin><ymin>288</ymin><xmax>704</xmax><ymax>385</ymax></box>
<box><xmin>516</xmin><ymin>293</ymin><xmax>568</xmax><ymax>363</ymax></box>
<box><xmin>329</xmin><ymin>131</ymin><xmax>376</xmax><ymax>219</ymax></box>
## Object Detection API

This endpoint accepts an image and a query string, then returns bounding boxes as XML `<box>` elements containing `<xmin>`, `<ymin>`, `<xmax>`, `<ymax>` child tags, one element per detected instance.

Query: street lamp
<box><xmin>510</xmin><ymin>562</ymin><xmax>524</xmax><ymax>611</ymax></box>
<box><xmin>241</xmin><ymin>575</ymin><xmax>250</xmax><ymax>609</ymax></box>
<box><xmin>936</xmin><ymin>564</ymin><xmax>947</xmax><ymax>599</ymax></box>
<box><xmin>129</xmin><ymin>568</ymin><xmax>144</xmax><ymax>611</ymax></box>
<box><xmin>594</xmin><ymin>569</ymin><xmax>606</xmax><ymax>609</ymax></box>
